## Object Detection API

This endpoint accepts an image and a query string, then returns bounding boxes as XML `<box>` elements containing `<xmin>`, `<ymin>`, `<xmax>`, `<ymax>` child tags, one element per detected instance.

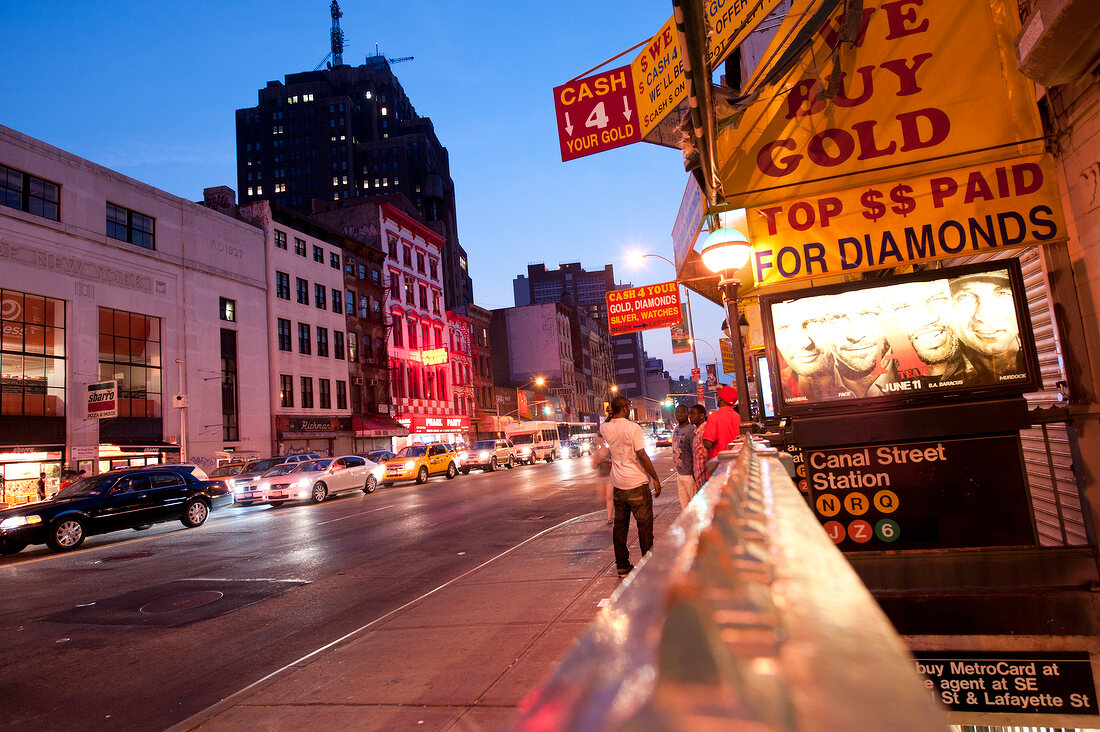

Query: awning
<box><xmin>353</xmin><ymin>415</ymin><xmax>409</xmax><ymax>438</ymax></box>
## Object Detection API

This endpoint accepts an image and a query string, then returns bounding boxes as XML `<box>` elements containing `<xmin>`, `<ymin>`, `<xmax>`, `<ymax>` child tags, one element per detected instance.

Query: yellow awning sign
<box><xmin>705</xmin><ymin>0</ymin><xmax>786</xmax><ymax>68</ymax></box>
<box><xmin>717</xmin><ymin>0</ymin><xmax>1045</xmax><ymax>210</ymax></box>
<box><xmin>747</xmin><ymin>155</ymin><xmax>1067</xmax><ymax>287</ymax></box>
<box><xmin>631</xmin><ymin>16</ymin><xmax>687</xmax><ymax>139</ymax></box>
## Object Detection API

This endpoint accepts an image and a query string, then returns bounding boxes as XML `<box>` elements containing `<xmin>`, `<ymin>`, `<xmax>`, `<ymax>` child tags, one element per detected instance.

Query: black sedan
<box><xmin>0</xmin><ymin>465</ymin><xmax>233</xmax><ymax>554</ymax></box>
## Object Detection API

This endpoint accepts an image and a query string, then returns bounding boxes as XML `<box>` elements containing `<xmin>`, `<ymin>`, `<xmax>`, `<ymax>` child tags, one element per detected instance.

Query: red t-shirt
<box><xmin>701</xmin><ymin>405</ymin><xmax>741</xmax><ymax>461</ymax></box>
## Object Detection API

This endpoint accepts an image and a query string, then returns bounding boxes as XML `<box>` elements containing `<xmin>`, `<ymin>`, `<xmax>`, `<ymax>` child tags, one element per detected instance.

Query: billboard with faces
<box><xmin>759</xmin><ymin>260</ymin><xmax>1040</xmax><ymax>416</ymax></box>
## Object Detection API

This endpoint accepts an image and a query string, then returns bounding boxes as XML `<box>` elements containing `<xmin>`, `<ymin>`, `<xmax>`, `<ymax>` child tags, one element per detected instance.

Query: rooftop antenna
<box><xmin>330</xmin><ymin>0</ymin><xmax>345</xmax><ymax>66</ymax></box>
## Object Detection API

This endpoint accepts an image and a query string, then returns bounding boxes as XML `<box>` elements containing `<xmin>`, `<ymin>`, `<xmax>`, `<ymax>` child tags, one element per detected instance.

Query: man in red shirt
<box><xmin>702</xmin><ymin>385</ymin><xmax>742</xmax><ymax>461</ymax></box>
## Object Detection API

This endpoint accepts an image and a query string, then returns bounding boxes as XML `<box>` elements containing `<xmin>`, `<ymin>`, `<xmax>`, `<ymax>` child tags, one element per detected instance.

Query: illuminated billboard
<box><xmin>759</xmin><ymin>260</ymin><xmax>1039</xmax><ymax>415</ymax></box>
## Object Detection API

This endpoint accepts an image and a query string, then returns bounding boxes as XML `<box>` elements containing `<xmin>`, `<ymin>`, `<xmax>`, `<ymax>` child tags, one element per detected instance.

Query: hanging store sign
<box><xmin>671</xmin><ymin>306</ymin><xmax>691</xmax><ymax>353</ymax></box>
<box><xmin>553</xmin><ymin>66</ymin><xmax>641</xmax><ymax>162</ymax></box>
<box><xmin>630</xmin><ymin>16</ymin><xmax>687</xmax><ymax>140</ymax></box>
<box><xmin>716</xmin><ymin>0</ymin><xmax>1045</xmax><ymax>211</ymax></box>
<box><xmin>605</xmin><ymin>281</ymin><xmax>683</xmax><ymax>336</ymax></box>
<box><xmin>86</xmin><ymin>380</ymin><xmax>117</xmax><ymax>419</ymax></box>
<box><xmin>806</xmin><ymin>434</ymin><xmax>1034</xmax><ymax>551</ymax></box>
<box><xmin>720</xmin><ymin>337</ymin><xmax>737</xmax><ymax>373</ymax></box>
<box><xmin>396</xmin><ymin>414</ymin><xmax>470</xmax><ymax>434</ymax></box>
<box><xmin>705</xmin><ymin>0</ymin><xmax>786</xmax><ymax>68</ymax></box>
<box><xmin>747</xmin><ymin>156</ymin><xmax>1067</xmax><ymax>286</ymax></box>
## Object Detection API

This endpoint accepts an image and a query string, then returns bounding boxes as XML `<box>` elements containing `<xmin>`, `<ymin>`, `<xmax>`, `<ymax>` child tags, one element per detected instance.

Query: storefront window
<box><xmin>97</xmin><ymin>307</ymin><xmax>162</xmax><ymax>418</ymax></box>
<box><xmin>1</xmin><ymin>289</ymin><xmax>66</xmax><ymax>416</ymax></box>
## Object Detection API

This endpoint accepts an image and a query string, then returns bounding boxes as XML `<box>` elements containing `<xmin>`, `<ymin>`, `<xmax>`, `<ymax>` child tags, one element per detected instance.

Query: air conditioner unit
<box><xmin>1016</xmin><ymin>0</ymin><xmax>1100</xmax><ymax>87</ymax></box>
<box><xmin>353</xmin><ymin>377</ymin><xmax>364</xmax><ymax>386</ymax></box>
<box><xmin>367</xmin><ymin>378</ymin><xmax>380</xmax><ymax>386</ymax></box>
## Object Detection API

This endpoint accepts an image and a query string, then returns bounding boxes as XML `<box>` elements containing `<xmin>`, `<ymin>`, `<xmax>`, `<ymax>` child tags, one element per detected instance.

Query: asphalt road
<box><xmin>0</xmin><ymin>450</ymin><xmax>673</xmax><ymax>731</ymax></box>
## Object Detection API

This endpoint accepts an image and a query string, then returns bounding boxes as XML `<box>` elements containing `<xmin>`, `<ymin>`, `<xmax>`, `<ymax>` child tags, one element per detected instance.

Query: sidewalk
<box><xmin>172</xmin><ymin>479</ymin><xmax>682</xmax><ymax>732</ymax></box>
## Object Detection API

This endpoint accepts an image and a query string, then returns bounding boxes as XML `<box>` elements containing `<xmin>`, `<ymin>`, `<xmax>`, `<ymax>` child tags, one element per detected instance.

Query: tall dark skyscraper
<box><xmin>235</xmin><ymin>55</ymin><xmax>473</xmax><ymax>308</ymax></box>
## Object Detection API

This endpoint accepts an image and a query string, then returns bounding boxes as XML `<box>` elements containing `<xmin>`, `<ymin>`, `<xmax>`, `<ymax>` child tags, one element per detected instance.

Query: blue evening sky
<box><xmin>1</xmin><ymin>0</ymin><xmax>730</xmax><ymax>383</ymax></box>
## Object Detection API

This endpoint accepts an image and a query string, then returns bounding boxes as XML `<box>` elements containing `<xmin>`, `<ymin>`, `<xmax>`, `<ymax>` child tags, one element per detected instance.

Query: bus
<box><xmin>504</xmin><ymin>421</ymin><xmax>560</xmax><ymax>464</ymax></box>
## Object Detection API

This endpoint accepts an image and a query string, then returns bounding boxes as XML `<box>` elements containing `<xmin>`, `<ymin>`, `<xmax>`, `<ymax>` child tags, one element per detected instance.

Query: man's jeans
<box><xmin>612</xmin><ymin>484</ymin><xmax>654</xmax><ymax>570</ymax></box>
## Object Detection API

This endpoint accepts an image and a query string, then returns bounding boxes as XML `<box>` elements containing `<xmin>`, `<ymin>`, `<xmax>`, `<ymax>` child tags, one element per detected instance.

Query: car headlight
<box><xmin>478</xmin><ymin>451</ymin><xmax>489</xmax><ymax>460</ymax></box>
<box><xmin>296</xmin><ymin>479</ymin><xmax>310</xmax><ymax>489</ymax></box>
<box><xmin>458</xmin><ymin>451</ymin><xmax>468</xmax><ymax>461</ymax></box>
<box><xmin>519</xmin><ymin>447</ymin><xmax>531</xmax><ymax>455</ymax></box>
<box><xmin>371</xmin><ymin>466</ymin><xmax>384</xmax><ymax>480</ymax></box>
<box><xmin>1</xmin><ymin>515</ymin><xmax>43</xmax><ymax>529</ymax></box>
<box><xmin>233</xmin><ymin>484</ymin><xmax>248</xmax><ymax>494</ymax></box>
<box><xmin>404</xmin><ymin>460</ymin><xmax>416</xmax><ymax>471</ymax></box>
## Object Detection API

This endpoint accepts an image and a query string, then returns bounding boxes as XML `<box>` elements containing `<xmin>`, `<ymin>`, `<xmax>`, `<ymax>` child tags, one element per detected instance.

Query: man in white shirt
<box><xmin>600</xmin><ymin>395</ymin><xmax>662</xmax><ymax>578</ymax></box>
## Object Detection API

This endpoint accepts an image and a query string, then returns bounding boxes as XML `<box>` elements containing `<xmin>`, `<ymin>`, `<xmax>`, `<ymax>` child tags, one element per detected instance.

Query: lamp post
<box><xmin>497</xmin><ymin>376</ymin><xmax>545</xmax><ymax>436</ymax></box>
<box><xmin>700</xmin><ymin>227</ymin><xmax>753</xmax><ymax>436</ymax></box>
<box><xmin>632</xmin><ymin>251</ymin><xmax>704</xmax><ymax>405</ymax></box>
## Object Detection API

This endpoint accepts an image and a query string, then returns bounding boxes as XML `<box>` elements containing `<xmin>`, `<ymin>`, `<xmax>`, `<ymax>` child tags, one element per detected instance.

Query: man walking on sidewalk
<box><xmin>671</xmin><ymin>405</ymin><xmax>697</xmax><ymax>508</ymax></box>
<box><xmin>600</xmin><ymin>395</ymin><xmax>662</xmax><ymax>578</ymax></box>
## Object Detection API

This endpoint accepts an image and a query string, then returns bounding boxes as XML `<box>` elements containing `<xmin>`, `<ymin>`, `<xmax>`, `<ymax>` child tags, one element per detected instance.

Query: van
<box><xmin>505</xmin><ymin>421</ymin><xmax>560</xmax><ymax>464</ymax></box>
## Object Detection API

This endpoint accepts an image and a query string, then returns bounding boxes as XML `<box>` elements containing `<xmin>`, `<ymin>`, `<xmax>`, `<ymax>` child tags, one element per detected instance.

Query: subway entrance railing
<box><xmin>513</xmin><ymin>437</ymin><xmax>947</xmax><ymax>731</ymax></box>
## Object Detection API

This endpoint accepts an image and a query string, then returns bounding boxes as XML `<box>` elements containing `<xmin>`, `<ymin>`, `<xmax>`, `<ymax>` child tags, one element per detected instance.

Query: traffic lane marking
<box><xmin>316</xmin><ymin>505</ymin><xmax>394</xmax><ymax>525</ymax></box>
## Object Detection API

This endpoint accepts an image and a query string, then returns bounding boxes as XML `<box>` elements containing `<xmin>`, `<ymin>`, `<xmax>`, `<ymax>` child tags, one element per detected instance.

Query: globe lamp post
<box><xmin>701</xmin><ymin>227</ymin><xmax>753</xmax><ymax>435</ymax></box>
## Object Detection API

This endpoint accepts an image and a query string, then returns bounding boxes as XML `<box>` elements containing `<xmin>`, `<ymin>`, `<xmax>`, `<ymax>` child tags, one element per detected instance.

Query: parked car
<box><xmin>655</xmin><ymin>432</ymin><xmax>673</xmax><ymax>447</ymax></box>
<box><xmin>208</xmin><ymin>462</ymin><xmax>250</xmax><ymax>479</ymax></box>
<box><xmin>231</xmin><ymin>462</ymin><xmax>301</xmax><ymax>506</ymax></box>
<box><xmin>0</xmin><ymin>465</ymin><xmax>232</xmax><ymax>554</ymax></box>
<box><xmin>264</xmin><ymin>455</ymin><xmax>384</xmax><ymax>505</ymax></box>
<box><xmin>362</xmin><ymin>449</ymin><xmax>395</xmax><ymax>464</ymax></box>
<box><xmin>458</xmin><ymin>439</ymin><xmax>518</xmax><ymax>473</ymax></box>
<box><xmin>562</xmin><ymin>440</ymin><xmax>582</xmax><ymax>458</ymax></box>
<box><xmin>382</xmin><ymin>443</ymin><xmax>459</xmax><ymax>485</ymax></box>
<box><xmin>228</xmin><ymin>453</ymin><xmax>321</xmax><ymax>502</ymax></box>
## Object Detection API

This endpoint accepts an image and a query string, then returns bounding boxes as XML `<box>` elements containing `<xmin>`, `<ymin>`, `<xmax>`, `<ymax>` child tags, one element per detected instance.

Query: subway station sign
<box><xmin>605</xmin><ymin>281</ymin><xmax>682</xmax><ymax>336</ymax></box>
<box><xmin>806</xmin><ymin>434</ymin><xmax>1034</xmax><ymax>551</ymax></box>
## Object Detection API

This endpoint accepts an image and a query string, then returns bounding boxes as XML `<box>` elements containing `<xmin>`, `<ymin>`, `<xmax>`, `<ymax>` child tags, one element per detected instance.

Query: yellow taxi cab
<box><xmin>381</xmin><ymin>442</ymin><xmax>459</xmax><ymax>485</ymax></box>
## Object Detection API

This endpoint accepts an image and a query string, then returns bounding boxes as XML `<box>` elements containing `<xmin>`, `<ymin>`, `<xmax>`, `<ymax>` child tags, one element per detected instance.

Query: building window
<box><xmin>419</xmin><ymin>285</ymin><xmax>428</xmax><ymax>309</ymax></box>
<box><xmin>390</xmin><ymin>272</ymin><xmax>400</xmax><ymax>299</ymax></box>
<box><xmin>1</xmin><ymin>164</ymin><xmax>59</xmax><ymax>221</ymax></box>
<box><xmin>221</xmin><ymin>329</ymin><xmax>239</xmax><ymax>441</ymax></box>
<box><xmin>387</xmin><ymin>235</ymin><xmax>397</xmax><ymax>258</ymax></box>
<box><xmin>336</xmin><ymin>380</ymin><xmax>347</xmax><ymax>410</ymax></box>
<box><xmin>106</xmin><ymin>203</ymin><xmax>155</xmax><ymax>250</ymax></box>
<box><xmin>346</xmin><ymin>290</ymin><xmax>355</xmax><ymax>316</ymax></box>
<box><xmin>277</xmin><ymin>318</ymin><xmax>291</xmax><ymax>351</ymax></box>
<box><xmin>319</xmin><ymin>378</ymin><xmax>331</xmax><ymax>409</ymax></box>
<box><xmin>429</xmin><ymin>258</ymin><xmax>438</xmax><ymax>280</ymax></box>
<box><xmin>347</xmin><ymin>331</ymin><xmax>358</xmax><ymax>361</ymax></box>
<box><xmin>280</xmin><ymin>374</ymin><xmax>293</xmax><ymax>407</ymax></box>
<box><xmin>358</xmin><ymin>263</ymin><xmax>366</xmax><ymax>279</ymax></box>
<box><xmin>317</xmin><ymin>327</ymin><xmax>329</xmax><ymax>357</ymax></box>
<box><xmin>344</xmin><ymin>255</ymin><xmax>355</xmax><ymax>275</ymax></box>
<box><xmin>330</xmin><ymin>251</ymin><xmax>340</xmax><ymax>269</ymax></box>
<box><xmin>296</xmin><ymin>278</ymin><xmax>308</xmax><ymax>304</ymax></box>
<box><xmin>314</xmin><ymin>283</ymin><xmax>326</xmax><ymax>309</ymax></box>
<box><xmin>274</xmin><ymin>229</ymin><xmax>287</xmax><ymax>249</ymax></box>
<box><xmin>404</xmin><ymin>278</ymin><xmax>414</xmax><ymax>305</ymax></box>
<box><xmin>294</xmin><ymin>237</ymin><xmax>307</xmax><ymax>256</ymax></box>
<box><xmin>416</xmin><ymin>252</ymin><xmax>425</xmax><ymax>273</ymax></box>
<box><xmin>363</xmin><ymin>333</ymin><xmax>374</xmax><ymax>358</ymax></box>
<box><xmin>275</xmin><ymin>271</ymin><xmax>290</xmax><ymax>300</ymax></box>
<box><xmin>219</xmin><ymin>297</ymin><xmax>236</xmax><ymax>322</ymax></box>
<box><xmin>96</xmin><ymin>307</ymin><xmax>161</xmax><ymax>418</ymax></box>
<box><xmin>392</xmin><ymin>316</ymin><xmax>403</xmax><ymax>348</ymax></box>
<box><xmin>403</xmin><ymin>246</ymin><xmax>412</xmax><ymax>267</ymax></box>
<box><xmin>300</xmin><ymin>376</ymin><xmax>314</xmax><ymax>408</ymax></box>
<box><xmin>331</xmin><ymin>288</ymin><xmax>342</xmax><ymax>313</ymax></box>
<box><xmin>298</xmin><ymin>323</ymin><xmax>311</xmax><ymax>354</ymax></box>
<box><xmin>407</xmin><ymin>318</ymin><xmax>418</xmax><ymax>349</ymax></box>
<box><xmin>432</xmin><ymin>292</ymin><xmax>441</xmax><ymax>315</ymax></box>
<box><xmin>334</xmin><ymin>330</ymin><xmax>345</xmax><ymax>359</ymax></box>
<box><xmin>359</xmin><ymin>295</ymin><xmax>368</xmax><ymax>318</ymax></box>
<box><xmin>0</xmin><ymin>289</ymin><xmax>66</xmax><ymax>417</ymax></box>
<box><xmin>313</xmin><ymin>245</ymin><xmax>324</xmax><ymax>263</ymax></box>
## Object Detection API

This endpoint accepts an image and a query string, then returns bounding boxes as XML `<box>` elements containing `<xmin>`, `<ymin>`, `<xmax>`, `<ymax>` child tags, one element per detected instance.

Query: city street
<box><xmin>0</xmin><ymin>450</ymin><xmax>672</xmax><ymax>731</ymax></box>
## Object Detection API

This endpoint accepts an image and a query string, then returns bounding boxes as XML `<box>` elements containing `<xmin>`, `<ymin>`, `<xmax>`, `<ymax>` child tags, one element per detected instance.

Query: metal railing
<box><xmin>513</xmin><ymin>438</ymin><xmax>947</xmax><ymax>731</ymax></box>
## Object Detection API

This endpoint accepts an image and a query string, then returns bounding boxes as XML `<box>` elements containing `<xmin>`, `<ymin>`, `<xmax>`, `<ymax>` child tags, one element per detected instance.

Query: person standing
<box><xmin>600</xmin><ymin>395</ymin><xmax>662</xmax><ymax>579</ymax></box>
<box><xmin>36</xmin><ymin>472</ymin><xmax>47</xmax><ymax>501</ymax></box>
<box><xmin>671</xmin><ymin>405</ymin><xmax>697</xmax><ymax>508</ymax></box>
<box><xmin>688</xmin><ymin>404</ymin><xmax>709</xmax><ymax>489</ymax></box>
<box><xmin>702</xmin><ymin>385</ymin><xmax>742</xmax><ymax>461</ymax></box>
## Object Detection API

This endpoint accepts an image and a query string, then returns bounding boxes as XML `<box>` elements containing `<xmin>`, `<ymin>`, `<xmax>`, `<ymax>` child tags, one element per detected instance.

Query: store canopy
<box><xmin>353</xmin><ymin>415</ymin><xmax>409</xmax><ymax>438</ymax></box>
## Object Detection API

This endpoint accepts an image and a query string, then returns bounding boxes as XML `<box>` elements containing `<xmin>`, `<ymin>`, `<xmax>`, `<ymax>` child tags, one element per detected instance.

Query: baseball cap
<box><xmin>717</xmin><ymin>385</ymin><xmax>738</xmax><ymax>404</ymax></box>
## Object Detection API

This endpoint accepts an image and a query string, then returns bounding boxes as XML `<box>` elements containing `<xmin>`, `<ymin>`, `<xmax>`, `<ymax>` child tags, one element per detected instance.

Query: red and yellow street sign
<box><xmin>747</xmin><ymin>155</ymin><xmax>1067</xmax><ymax>287</ymax></box>
<box><xmin>606</xmin><ymin>281</ymin><xmax>683</xmax><ymax>336</ymax></box>
<box><xmin>553</xmin><ymin>66</ymin><xmax>640</xmax><ymax>162</ymax></box>
<box><xmin>630</xmin><ymin>16</ymin><xmax>687</xmax><ymax>140</ymax></box>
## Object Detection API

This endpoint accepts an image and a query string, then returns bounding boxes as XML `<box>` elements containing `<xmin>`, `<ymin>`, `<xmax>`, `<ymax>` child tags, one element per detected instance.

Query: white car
<box><xmin>233</xmin><ymin>462</ymin><xmax>301</xmax><ymax>506</ymax></box>
<box><xmin>242</xmin><ymin>456</ymin><xmax>383</xmax><ymax>506</ymax></box>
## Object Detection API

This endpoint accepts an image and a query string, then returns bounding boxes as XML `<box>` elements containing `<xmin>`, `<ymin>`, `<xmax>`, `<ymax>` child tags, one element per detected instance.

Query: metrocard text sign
<box><xmin>553</xmin><ymin>66</ymin><xmax>640</xmax><ymax>161</ymax></box>
<box><xmin>747</xmin><ymin>155</ymin><xmax>1067</xmax><ymax>286</ymax></box>
<box><xmin>606</xmin><ymin>281</ymin><xmax>682</xmax><ymax>336</ymax></box>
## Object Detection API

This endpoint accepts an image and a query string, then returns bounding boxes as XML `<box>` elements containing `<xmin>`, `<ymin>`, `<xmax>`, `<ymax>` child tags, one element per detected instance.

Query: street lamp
<box><xmin>630</xmin><ymin>251</ymin><xmax>703</xmax><ymax>404</ymax></box>
<box><xmin>495</xmin><ymin>377</ymin><xmax>547</xmax><ymax>436</ymax></box>
<box><xmin>700</xmin><ymin>226</ymin><xmax>753</xmax><ymax>435</ymax></box>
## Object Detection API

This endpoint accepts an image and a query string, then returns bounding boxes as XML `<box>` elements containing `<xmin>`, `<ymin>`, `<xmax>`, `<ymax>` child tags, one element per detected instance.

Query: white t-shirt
<box><xmin>600</xmin><ymin>418</ymin><xmax>649</xmax><ymax>489</ymax></box>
